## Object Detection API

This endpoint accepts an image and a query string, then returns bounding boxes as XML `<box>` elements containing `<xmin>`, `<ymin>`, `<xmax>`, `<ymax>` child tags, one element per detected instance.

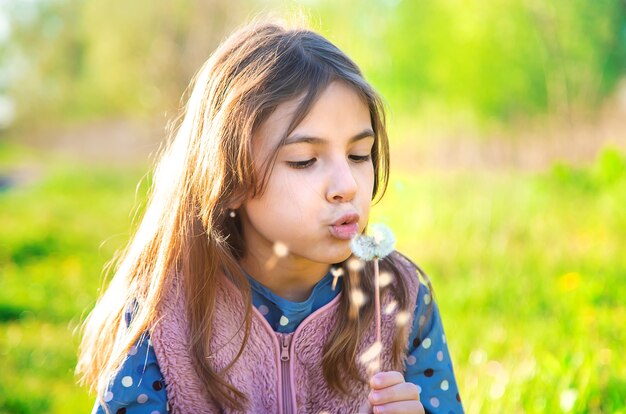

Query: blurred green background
<box><xmin>1</xmin><ymin>0</ymin><xmax>625</xmax><ymax>413</ymax></box>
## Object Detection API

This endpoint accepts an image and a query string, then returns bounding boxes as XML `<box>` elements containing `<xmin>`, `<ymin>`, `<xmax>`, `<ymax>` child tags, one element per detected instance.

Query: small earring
<box><xmin>229</xmin><ymin>209</ymin><xmax>237</xmax><ymax>218</ymax></box>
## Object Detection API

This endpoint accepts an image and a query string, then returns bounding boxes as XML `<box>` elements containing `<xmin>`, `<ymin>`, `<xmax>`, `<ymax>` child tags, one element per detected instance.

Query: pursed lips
<box><xmin>329</xmin><ymin>212</ymin><xmax>360</xmax><ymax>240</ymax></box>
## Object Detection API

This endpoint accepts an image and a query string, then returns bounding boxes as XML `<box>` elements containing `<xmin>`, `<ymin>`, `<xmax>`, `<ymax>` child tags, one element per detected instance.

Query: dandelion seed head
<box><xmin>350</xmin><ymin>224</ymin><xmax>395</xmax><ymax>260</ymax></box>
<box><xmin>273</xmin><ymin>241</ymin><xmax>289</xmax><ymax>258</ymax></box>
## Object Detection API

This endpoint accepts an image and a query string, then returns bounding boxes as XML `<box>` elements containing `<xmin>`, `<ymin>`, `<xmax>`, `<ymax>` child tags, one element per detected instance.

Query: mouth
<box><xmin>329</xmin><ymin>212</ymin><xmax>360</xmax><ymax>240</ymax></box>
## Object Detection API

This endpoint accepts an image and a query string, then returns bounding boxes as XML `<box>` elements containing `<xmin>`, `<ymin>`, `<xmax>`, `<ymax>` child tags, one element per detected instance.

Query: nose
<box><xmin>326</xmin><ymin>158</ymin><xmax>358</xmax><ymax>203</ymax></box>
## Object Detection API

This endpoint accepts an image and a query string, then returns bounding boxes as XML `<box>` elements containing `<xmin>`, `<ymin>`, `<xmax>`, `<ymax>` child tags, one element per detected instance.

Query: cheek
<box><xmin>247</xmin><ymin>175</ymin><xmax>313</xmax><ymax>219</ymax></box>
<box><xmin>360</xmin><ymin>164</ymin><xmax>376</xmax><ymax>197</ymax></box>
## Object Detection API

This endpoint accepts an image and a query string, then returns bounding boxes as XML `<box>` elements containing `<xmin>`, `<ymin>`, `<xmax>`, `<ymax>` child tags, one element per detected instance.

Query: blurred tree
<box><xmin>1</xmin><ymin>0</ymin><xmax>625</xmax><ymax>129</ymax></box>
<box><xmin>2</xmin><ymin>0</ymin><xmax>258</xmax><ymax>126</ymax></box>
<box><xmin>313</xmin><ymin>0</ymin><xmax>626</xmax><ymax>125</ymax></box>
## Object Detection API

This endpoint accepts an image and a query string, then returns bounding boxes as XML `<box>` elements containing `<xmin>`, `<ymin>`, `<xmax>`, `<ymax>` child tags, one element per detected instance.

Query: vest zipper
<box><xmin>280</xmin><ymin>334</ymin><xmax>294</xmax><ymax>414</ymax></box>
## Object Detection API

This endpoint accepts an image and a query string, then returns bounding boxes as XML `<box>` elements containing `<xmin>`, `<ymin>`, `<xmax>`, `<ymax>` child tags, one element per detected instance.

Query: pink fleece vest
<box><xmin>151</xmin><ymin>253</ymin><xmax>421</xmax><ymax>414</ymax></box>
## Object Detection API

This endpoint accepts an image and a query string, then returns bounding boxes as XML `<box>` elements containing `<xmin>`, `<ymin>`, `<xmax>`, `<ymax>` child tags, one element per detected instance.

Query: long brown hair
<box><xmin>77</xmin><ymin>18</ymin><xmax>429</xmax><ymax>411</ymax></box>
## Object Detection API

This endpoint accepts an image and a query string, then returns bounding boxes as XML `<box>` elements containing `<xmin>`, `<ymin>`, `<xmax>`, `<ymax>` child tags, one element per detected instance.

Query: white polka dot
<box><xmin>442</xmin><ymin>333</ymin><xmax>446</xmax><ymax>344</ymax></box>
<box><xmin>128</xmin><ymin>345</ymin><xmax>138</xmax><ymax>356</ymax></box>
<box><xmin>279</xmin><ymin>315</ymin><xmax>289</xmax><ymax>326</ymax></box>
<box><xmin>416</xmin><ymin>385</ymin><xmax>422</xmax><ymax>395</ymax></box>
<box><xmin>103</xmin><ymin>391</ymin><xmax>113</xmax><ymax>402</ymax></box>
<box><xmin>407</xmin><ymin>355</ymin><xmax>417</xmax><ymax>365</ymax></box>
<box><xmin>137</xmin><ymin>393</ymin><xmax>148</xmax><ymax>403</ymax></box>
<box><xmin>441</xmin><ymin>380</ymin><xmax>449</xmax><ymax>391</ymax></box>
<box><xmin>437</xmin><ymin>350</ymin><xmax>444</xmax><ymax>361</ymax></box>
<box><xmin>422</xmin><ymin>337</ymin><xmax>432</xmax><ymax>349</ymax></box>
<box><xmin>418</xmin><ymin>315</ymin><xmax>426</xmax><ymax>326</ymax></box>
<box><xmin>121</xmin><ymin>376</ymin><xmax>133</xmax><ymax>387</ymax></box>
<box><xmin>151</xmin><ymin>411</ymin><xmax>160</xmax><ymax>414</ymax></box>
<box><xmin>424</xmin><ymin>294</ymin><xmax>431</xmax><ymax>304</ymax></box>
<box><xmin>258</xmin><ymin>305</ymin><xmax>270</xmax><ymax>315</ymax></box>
<box><xmin>430</xmin><ymin>397</ymin><xmax>440</xmax><ymax>408</ymax></box>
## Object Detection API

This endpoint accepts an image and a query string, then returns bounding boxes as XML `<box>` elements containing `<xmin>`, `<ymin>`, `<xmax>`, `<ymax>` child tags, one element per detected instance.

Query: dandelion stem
<box><xmin>374</xmin><ymin>257</ymin><xmax>381</xmax><ymax>372</ymax></box>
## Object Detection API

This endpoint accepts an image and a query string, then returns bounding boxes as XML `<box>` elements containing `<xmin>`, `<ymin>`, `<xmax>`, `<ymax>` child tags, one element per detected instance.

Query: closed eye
<box><xmin>286</xmin><ymin>158</ymin><xmax>316</xmax><ymax>169</ymax></box>
<box><xmin>349</xmin><ymin>154</ymin><xmax>372</xmax><ymax>163</ymax></box>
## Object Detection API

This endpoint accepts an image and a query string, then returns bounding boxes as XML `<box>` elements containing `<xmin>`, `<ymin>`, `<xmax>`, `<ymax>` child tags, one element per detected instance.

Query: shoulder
<box><xmin>386</xmin><ymin>250</ymin><xmax>426</xmax><ymax>279</ymax></box>
<box><xmin>93</xmin><ymin>333</ymin><xmax>168</xmax><ymax>413</ymax></box>
<box><xmin>385</xmin><ymin>250</ymin><xmax>430</xmax><ymax>295</ymax></box>
<box><xmin>93</xmin><ymin>303</ymin><xmax>168</xmax><ymax>413</ymax></box>
<box><xmin>385</xmin><ymin>251</ymin><xmax>438</xmax><ymax>332</ymax></box>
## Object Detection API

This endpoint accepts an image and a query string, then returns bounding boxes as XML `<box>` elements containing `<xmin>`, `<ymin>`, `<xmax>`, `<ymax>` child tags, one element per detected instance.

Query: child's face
<box><xmin>240</xmin><ymin>81</ymin><xmax>375</xmax><ymax>267</ymax></box>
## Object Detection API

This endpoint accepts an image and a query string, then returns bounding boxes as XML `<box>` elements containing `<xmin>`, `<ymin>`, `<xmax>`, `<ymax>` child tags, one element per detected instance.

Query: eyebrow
<box><xmin>281</xmin><ymin>128</ymin><xmax>375</xmax><ymax>147</ymax></box>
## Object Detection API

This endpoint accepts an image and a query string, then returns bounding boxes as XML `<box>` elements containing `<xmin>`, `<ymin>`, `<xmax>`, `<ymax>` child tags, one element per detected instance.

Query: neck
<box><xmin>239</xmin><ymin>252</ymin><xmax>330</xmax><ymax>302</ymax></box>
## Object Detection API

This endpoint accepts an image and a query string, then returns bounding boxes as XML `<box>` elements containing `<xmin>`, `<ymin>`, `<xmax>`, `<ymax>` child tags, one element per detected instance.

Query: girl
<box><xmin>77</xmin><ymin>19</ymin><xmax>464</xmax><ymax>414</ymax></box>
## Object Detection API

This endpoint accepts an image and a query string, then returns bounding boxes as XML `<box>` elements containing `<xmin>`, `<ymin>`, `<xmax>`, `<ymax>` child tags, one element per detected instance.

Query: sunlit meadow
<box><xmin>1</xmin><ymin>138</ymin><xmax>624</xmax><ymax>413</ymax></box>
<box><xmin>2</xmin><ymin>1</ymin><xmax>626</xmax><ymax>412</ymax></box>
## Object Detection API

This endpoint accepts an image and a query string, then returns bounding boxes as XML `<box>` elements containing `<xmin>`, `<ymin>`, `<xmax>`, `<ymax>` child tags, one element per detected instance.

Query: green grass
<box><xmin>1</xmin><ymin>140</ymin><xmax>625</xmax><ymax>413</ymax></box>
<box><xmin>371</xmin><ymin>146</ymin><xmax>626</xmax><ymax>413</ymax></box>
<box><xmin>0</xmin><ymin>142</ymin><xmax>149</xmax><ymax>413</ymax></box>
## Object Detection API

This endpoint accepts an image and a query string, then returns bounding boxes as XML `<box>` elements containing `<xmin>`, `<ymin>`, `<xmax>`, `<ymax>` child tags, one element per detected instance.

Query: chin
<box><xmin>330</xmin><ymin>247</ymin><xmax>353</xmax><ymax>264</ymax></box>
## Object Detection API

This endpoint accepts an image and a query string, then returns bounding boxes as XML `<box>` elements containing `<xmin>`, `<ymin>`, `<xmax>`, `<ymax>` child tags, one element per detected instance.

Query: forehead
<box><xmin>252</xmin><ymin>81</ymin><xmax>372</xmax><ymax>155</ymax></box>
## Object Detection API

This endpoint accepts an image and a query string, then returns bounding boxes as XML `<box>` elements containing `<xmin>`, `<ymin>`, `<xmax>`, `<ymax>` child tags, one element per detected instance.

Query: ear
<box><xmin>226</xmin><ymin>192</ymin><xmax>247</xmax><ymax>210</ymax></box>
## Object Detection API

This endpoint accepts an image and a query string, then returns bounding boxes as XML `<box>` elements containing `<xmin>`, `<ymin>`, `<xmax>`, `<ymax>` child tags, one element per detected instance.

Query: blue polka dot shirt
<box><xmin>93</xmin><ymin>272</ymin><xmax>464</xmax><ymax>413</ymax></box>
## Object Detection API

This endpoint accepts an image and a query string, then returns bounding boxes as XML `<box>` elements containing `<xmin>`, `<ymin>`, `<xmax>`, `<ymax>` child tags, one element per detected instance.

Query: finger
<box><xmin>369</xmin><ymin>371</ymin><xmax>405</xmax><ymax>389</ymax></box>
<box><xmin>372</xmin><ymin>400</ymin><xmax>425</xmax><ymax>414</ymax></box>
<box><xmin>369</xmin><ymin>382</ymin><xmax>420</xmax><ymax>405</ymax></box>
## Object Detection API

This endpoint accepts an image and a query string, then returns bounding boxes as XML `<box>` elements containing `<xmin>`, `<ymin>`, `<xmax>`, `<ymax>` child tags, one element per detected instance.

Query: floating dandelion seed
<box><xmin>330</xmin><ymin>267</ymin><xmax>344</xmax><ymax>291</ymax></box>
<box><xmin>379</xmin><ymin>271</ymin><xmax>393</xmax><ymax>288</ymax></box>
<box><xmin>273</xmin><ymin>241</ymin><xmax>289</xmax><ymax>258</ymax></box>
<box><xmin>350</xmin><ymin>223</ymin><xmax>395</xmax><ymax>375</ymax></box>
<box><xmin>384</xmin><ymin>300</ymin><xmax>398</xmax><ymax>315</ymax></box>
<box><xmin>331</xmin><ymin>267</ymin><xmax>344</xmax><ymax>277</ymax></box>
<box><xmin>366</xmin><ymin>360</ymin><xmax>380</xmax><ymax>376</ymax></box>
<box><xmin>395</xmin><ymin>311</ymin><xmax>410</xmax><ymax>327</ymax></box>
<box><xmin>350</xmin><ymin>289</ymin><xmax>367</xmax><ymax>308</ymax></box>
<box><xmin>359</xmin><ymin>341</ymin><xmax>383</xmax><ymax>364</ymax></box>
<box><xmin>347</xmin><ymin>257</ymin><xmax>364</xmax><ymax>272</ymax></box>
<box><xmin>265</xmin><ymin>241</ymin><xmax>289</xmax><ymax>270</ymax></box>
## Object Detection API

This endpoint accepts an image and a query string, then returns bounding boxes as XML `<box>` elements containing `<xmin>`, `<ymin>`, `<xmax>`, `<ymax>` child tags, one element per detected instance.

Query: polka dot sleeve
<box><xmin>404</xmin><ymin>282</ymin><xmax>464</xmax><ymax>413</ymax></box>
<box><xmin>92</xmin><ymin>334</ymin><xmax>168</xmax><ymax>414</ymax></box>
